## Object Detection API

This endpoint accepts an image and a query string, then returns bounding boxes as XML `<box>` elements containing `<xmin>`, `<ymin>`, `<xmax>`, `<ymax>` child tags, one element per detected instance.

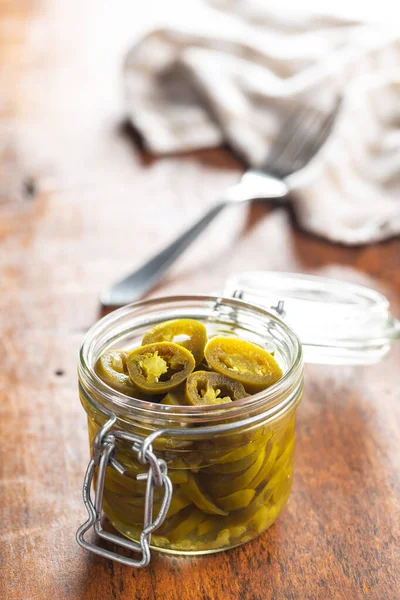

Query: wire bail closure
<box><xmin>76</xmin><ymin>413</ymin><xmax>173</xmax><ymax>568</ymax></box>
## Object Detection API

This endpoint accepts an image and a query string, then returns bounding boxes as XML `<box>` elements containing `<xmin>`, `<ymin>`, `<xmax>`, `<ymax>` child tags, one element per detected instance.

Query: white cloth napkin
<box><xmin>124</xmin><ymin>0</ymin><xmax>400</xmax><ymax>245</ymax></box>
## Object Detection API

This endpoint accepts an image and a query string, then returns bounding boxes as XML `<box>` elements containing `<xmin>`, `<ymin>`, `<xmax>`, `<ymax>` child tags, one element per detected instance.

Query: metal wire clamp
<box><xmin>76</xmin><ymin>413</ymin><xmax>173</xmax><ymax>568</ymax></box>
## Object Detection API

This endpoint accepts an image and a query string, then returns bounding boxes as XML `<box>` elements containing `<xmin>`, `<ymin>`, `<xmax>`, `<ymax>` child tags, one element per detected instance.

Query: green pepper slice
<box><xmin>142</xmin><ymin>319</ymin><xmax>207</xmax><ymax>365</ymax></box>
<box><xmin>126</xmin><ymin>342</ymin><xmax>195</xmax><ymax>394</ymax></box>
<box><xmin>217</xmin><ymin>489</ymin><xmax>255</xmax><ymax>511</ymax></box>
<box><xmin>160</xmin><ymin>384</ymin><xmax>187</xmax><ymax>406</ymax></box>
<box><xmin>269</xmin><ymin>436</ymin><xmax>295</xmax><ymax>478</ymax></box>
<box><xmin>153</xmin><ymin>492</ymin><xmax>192</xmax><ymax>519</ymax></box>
<box><xmin>209</xmin><ymin>440</ymin><xmax>262</xmax><ymax>465</ymax></box>
<box><xmin>204</xmin><ymin>337</ymin><xmax>283</xmax><ymax>393</ymax></box>
<box><xmin>185</xmin><ymin>370</ymin><xmax>248</xmax><ymax>406</ymax></box>
<box><xmin>167</xmin><ymin>507</ymin><xmax>206</xmax><ymax>543</ymax></box>
<box><xmin>169</xmin><ymin>470</ymin><xmax>189</xmax><ymax>484</ymax></box>
<box><xmin>95</xmin><ymin>351</ymin><xmax>144</xmax><ymax>397</ymax></box>
<box><xmin>197</xmin><ymin>518</ymin><xmax>217</xmax><ymax>536</ymax></box>
<box><xmin>207</xmin><ymin>451</ymin><xmax>258</xmax><ymax>474</ymax></box>
<box><xmin>181</xmin><ymin>474</ymin><xmax>228</xmax><ymax>516</ymax></box>
<box><xmin>205</xmin><ymin>447</ymin><xmax>266</xmax><ymax>497</ymax></box>
<box><xmin>249</xmin><ymin>443</ymin><xmax>279</xmax><ymax>490</ymax></box>
<box><xmin>251</xmin><ymin>504</ymin><xmax>278</xmax><ymax>535</ymax></box>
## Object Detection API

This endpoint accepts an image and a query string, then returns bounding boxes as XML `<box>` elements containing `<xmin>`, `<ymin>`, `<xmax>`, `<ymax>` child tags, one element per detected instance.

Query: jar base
<box><xmin>106</xmin><ymin>506</ymin><xmax>283</xmax><ymax>556</ymax></box>
<box><xmin>151</xmin><ymin>540</ymin><xmax>248</xmax><ymax>556</ymax></box>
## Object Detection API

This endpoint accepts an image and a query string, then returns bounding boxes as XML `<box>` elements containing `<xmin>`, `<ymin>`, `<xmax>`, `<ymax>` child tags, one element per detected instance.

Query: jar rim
<box><xmin>78</xmin><ymin>295</ymin><xmax>303</xmax><ymax>426</ymax></box>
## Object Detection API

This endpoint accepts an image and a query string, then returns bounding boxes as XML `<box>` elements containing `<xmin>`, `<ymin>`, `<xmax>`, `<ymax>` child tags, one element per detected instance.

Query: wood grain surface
<box><xmin>0</xmin><ymin>2</ymin><xmax>399</xmax><ymax>599</ymax></box>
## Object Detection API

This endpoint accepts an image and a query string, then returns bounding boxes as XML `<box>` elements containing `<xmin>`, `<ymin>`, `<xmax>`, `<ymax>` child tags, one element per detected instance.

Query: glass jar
<box><xmin>77</xmin><ymin>296</ymin><xmax>303</xmax><ymax>566</ymax></box>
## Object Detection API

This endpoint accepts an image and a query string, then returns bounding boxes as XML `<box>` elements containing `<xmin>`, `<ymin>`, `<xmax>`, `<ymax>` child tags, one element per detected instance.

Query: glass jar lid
<box><xmin>225</xmin><ymin>271</ymin><xmax>400</xmax><ymax>365</ymax></box>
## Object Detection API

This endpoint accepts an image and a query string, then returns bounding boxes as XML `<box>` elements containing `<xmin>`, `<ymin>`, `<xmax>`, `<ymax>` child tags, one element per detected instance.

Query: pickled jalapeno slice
<box><xmin>185</xmin><ymin>371</ymin><xmax>248</xmax><ymax>406</ymax></box>
<box><xmin>126</xmin><ymin>342</ymin><xmax>195</xmax><ymax>394</ymax></box>
<box><xmin>95</xmin><ymin>350</ymin><xmax>142</xmax><ymax>396</ymax></box>
<box><xmin>160</xmin><ymin>384</ymin><xmax>187</xmax><ymax>406</ymax></box>
<box><xmin>217</xmin><ymin>489</ymin><xmax>256</xmax><ymax>511</ymax></box>
<box><xmin>159</xmin><ymin>493</ymin><xmax>191</xmax><ymax>518</ymax></box>
<box><xmin>181</xmin><ymin>474</ymin><xmax>228</xmax><ymax>516</ymax></box>
<box><xmin>142</xmin><ymin>319</ymin><xmax>207</xmax><ymax>365</ymax></box>
<box><xmin>167</xmin><ymin>507</ymin><xmax>206</xmax><ymax>543</ymax></box>
<box><xmin>204</xmin><ymin>337</ymin><xmax>283</xmax><ymax>393</ymax></box>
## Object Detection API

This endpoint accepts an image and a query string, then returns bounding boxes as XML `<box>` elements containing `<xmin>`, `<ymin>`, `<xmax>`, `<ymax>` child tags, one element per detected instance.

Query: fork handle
<box><xmin>102</xmin><ymin>202</ymin><xmax>227</xmax><ymax>306</ymax></box>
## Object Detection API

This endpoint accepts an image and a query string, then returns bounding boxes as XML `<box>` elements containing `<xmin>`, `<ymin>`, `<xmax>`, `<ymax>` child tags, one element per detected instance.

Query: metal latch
<box><xmin>76</xmin><ymin>413</ymin><xmax>173</xmax><ymax>568</ymax></box>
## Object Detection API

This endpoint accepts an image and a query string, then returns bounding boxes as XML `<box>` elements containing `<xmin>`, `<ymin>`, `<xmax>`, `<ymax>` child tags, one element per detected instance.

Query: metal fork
<box><xmin>102</xmin><ymin>103</ymin><xmax>339</xmax><ymax>307</ymax></box>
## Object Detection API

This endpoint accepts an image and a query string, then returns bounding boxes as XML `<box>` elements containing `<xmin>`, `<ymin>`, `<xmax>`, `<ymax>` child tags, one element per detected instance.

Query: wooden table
<box><xmin>1</xmin><ymin>2</ymin><xmax>399</xmax><ymax>599</ymax></box>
